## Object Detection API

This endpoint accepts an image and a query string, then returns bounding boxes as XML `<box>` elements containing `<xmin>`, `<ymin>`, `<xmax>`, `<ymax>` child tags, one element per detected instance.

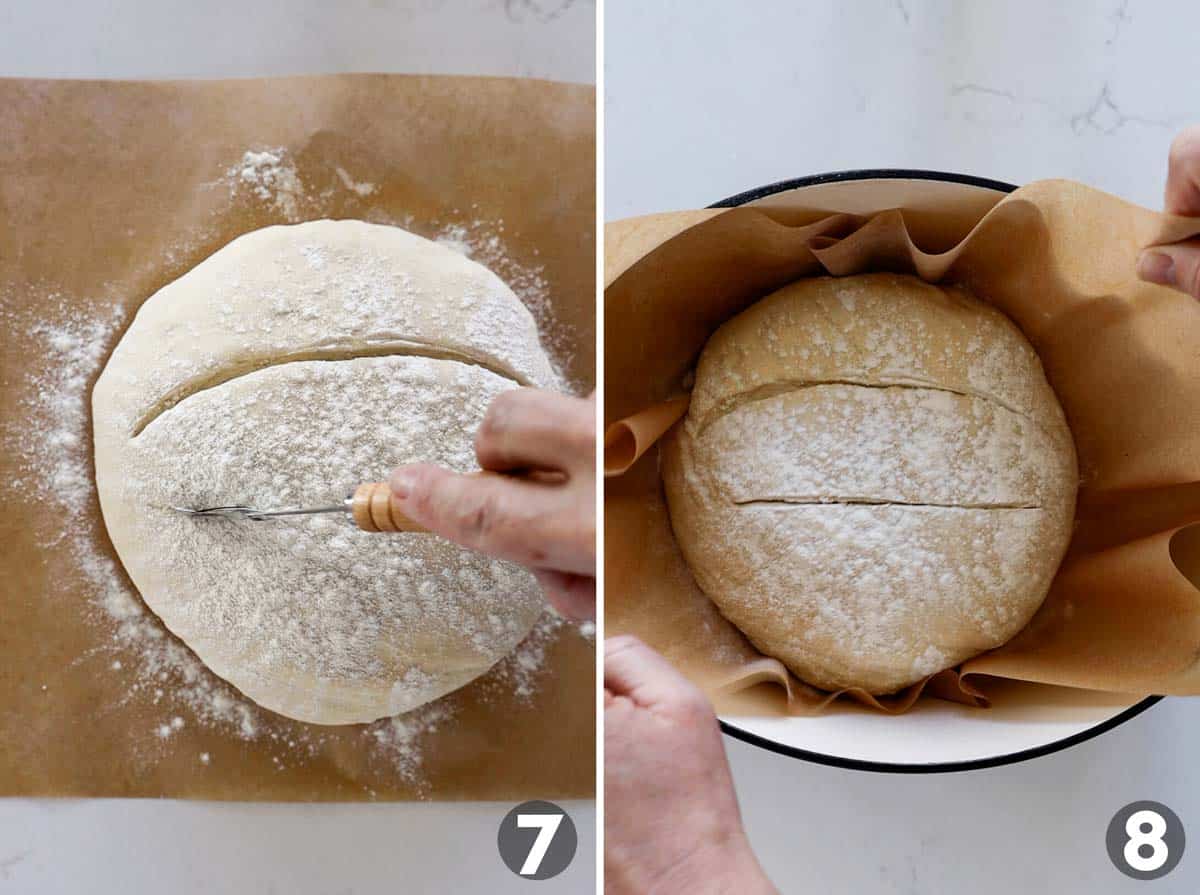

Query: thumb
<box><xmin>1138</xmin><ymin>240</ymin><xmax>1200</xmax><ymax>300</ymax></box>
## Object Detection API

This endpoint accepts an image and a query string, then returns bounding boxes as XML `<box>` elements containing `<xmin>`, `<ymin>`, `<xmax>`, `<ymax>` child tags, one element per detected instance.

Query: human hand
<box><xmin>604</xmin><ymin>636</ymin><xmax>777</xmax><ymax>895</ymax></box>
<box><xmin>388</xmin><ymin>389</ymin><xmax>596</xmax><ymax>620</ymax></box>
<box><xmin>1138</xmin><ymin>126</ymin><xmax>1200</xmax><ymax>299</ymax></box>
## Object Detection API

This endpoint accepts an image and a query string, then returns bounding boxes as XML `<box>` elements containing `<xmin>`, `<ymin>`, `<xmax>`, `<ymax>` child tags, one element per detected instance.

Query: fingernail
<box><xmin>389</xmin><ymin>468</ymin><xmax>417</xmax><ymax>500</ymax></box>
<box><xmin>1138</xmin><ymin>250</ymin><xmax>1176</xmax><ymax>286</ymax></box>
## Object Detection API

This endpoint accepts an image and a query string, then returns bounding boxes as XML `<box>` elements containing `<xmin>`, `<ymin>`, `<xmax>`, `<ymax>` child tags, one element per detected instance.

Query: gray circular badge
<box><xmin>497</xmin><ymin>799</ymin><xmax>578</xmax><ymax>880</ymax></box>
<box><xmin>1106</xmin><ymin>801</ymin><xmax>1186</xmax><ymax>880</ymax></box>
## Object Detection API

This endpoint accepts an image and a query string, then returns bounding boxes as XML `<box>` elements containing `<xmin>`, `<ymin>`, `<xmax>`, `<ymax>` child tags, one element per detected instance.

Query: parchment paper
<box><xmin>604</xmin><ymin>179</ymin><xmax>1200</xmax><ymax>716</ymax></box>
<box><xmin>0</xmin><ymin>75</ymin><xmax>594</xmax><ymax>799</ymax></box>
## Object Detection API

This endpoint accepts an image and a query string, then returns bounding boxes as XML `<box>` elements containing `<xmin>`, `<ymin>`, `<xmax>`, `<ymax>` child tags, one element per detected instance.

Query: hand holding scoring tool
<box><xmin>388</xmin><ymin>388</ymin><xmax>597</xmax><ymax>621</ymax></box>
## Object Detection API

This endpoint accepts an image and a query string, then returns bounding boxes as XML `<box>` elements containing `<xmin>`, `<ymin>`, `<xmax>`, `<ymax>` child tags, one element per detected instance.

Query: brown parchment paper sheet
<box><xmin>0</xmin><ymin>75</ymin><xmax>594</xmax><ymax>799</ymax></box>
<box><xmin>604</xmin><ymin>179</ymin><xmax>1200</xmax><ymax>716</ymax></box>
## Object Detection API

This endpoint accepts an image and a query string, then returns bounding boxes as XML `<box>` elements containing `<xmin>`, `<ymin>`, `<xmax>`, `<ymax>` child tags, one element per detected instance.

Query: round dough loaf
<box><xmin>93</xmin><ymin>220</ymin><xmax>557</xmax><ymax>725</ymax></box>
<box><xmin>662</xmin><ymin>273</ymin><xmax>1078</xmax><ymax>695</ymax></box>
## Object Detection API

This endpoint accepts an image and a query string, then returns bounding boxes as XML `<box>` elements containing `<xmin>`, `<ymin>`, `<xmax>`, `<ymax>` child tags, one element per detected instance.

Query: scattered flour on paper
<box><xmin>5</xmin><ymin>166</ymin><xmax>591</xmax><ymax>791</ymax></box>
<box><xmin>481</xmin><ymin>613</ymin><xmax>565</xmax><ymax>703</ymax></box>
<box><xmin>369</xmin><ymin>701</ymin><xmax>454</xmax><ymax>784</ymax></box>
<box><xmin>223</xmin><ymin>150</ymin><xmax>381</xmax><ymax>220</ymax></box>
<box><xmin>5</xmin><ymin>297</ymin><xmax>281</xmax><ymax>750</ymax></box>
<box><xmin>335</xmin><ymin>166</ymin><xmax>379</xmax><ymax>197</ymax></box>
<box><xmin>225</xmin><ymin>149</ymin><xmax>307</xmax><ymax>221</ymax></box>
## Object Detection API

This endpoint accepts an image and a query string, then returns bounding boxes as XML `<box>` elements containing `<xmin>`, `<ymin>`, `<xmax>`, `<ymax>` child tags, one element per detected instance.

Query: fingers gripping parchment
<box><xmin>1139</xmin><ymin>126</ymin><xmax>1200</xmax><ymax>300</ymax></box>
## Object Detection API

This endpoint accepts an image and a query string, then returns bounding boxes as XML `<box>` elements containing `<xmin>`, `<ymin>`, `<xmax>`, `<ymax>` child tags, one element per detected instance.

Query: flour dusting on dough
<box><xmin>435</xmin><ymin>220</ymin><xmax>580</xmax><ymax>391</ymax></box>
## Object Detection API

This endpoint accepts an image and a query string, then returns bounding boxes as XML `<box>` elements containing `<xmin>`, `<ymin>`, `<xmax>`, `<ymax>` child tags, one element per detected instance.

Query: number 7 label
<box><xmin>498</xmin><ymin>799</ymin><xmax>579</xmax><ymax>880</ymax></box>
<box><xmin>517</xmin><ymin>813</ymin><xmax>565</xmax><ymax>875</ymax></box>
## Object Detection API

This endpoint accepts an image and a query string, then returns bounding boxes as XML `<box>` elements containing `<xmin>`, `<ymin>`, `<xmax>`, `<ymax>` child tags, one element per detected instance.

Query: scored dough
<box><xmin>662</xmin><ymin>273</ymin><xmax>1078</xmax><ymax>695</ymax></box>
<box><xmin>93</xmin><ymin>220</ymin><xmax>557</xmax><ymax>725</ymax></box>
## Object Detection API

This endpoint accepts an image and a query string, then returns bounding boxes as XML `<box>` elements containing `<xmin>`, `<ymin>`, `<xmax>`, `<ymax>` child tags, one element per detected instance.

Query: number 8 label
<box><xmin>1124</xmin><ymin>809</ymin><xmax>1169</xmax><ymax>872</ymax></box>
<box><xmin>1106</xmin><ymin>801</ymin><xmax>1185</xmax><ymax>880</ymax></box>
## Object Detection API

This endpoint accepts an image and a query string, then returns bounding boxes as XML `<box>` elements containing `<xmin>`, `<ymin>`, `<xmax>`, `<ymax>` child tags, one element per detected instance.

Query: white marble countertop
<box><xmin>607</xmin><ymin>0</ymin><xmax>1189</xmax><ymax>215</ymax></box>
<box><xmin>606</xmin><ymin>1</ymin><xmax>1198</xmax><ymax>892</ymax></box>
<box><xmin>0</xmin><ymin>2</ymin><xmax>595</xmax><ymax>894</ymax></box>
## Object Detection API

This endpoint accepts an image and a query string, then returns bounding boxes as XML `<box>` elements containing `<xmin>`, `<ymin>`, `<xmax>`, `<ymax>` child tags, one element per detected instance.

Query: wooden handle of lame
<box><xmin>351</xmin><ymin>472</ymin><xmax>500</xmax><ymax>534</ymax></box>
<box><xmin>350</xmin><ymin>482</ymin><xmax>427</xmax><ymax>533</ymax></box>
